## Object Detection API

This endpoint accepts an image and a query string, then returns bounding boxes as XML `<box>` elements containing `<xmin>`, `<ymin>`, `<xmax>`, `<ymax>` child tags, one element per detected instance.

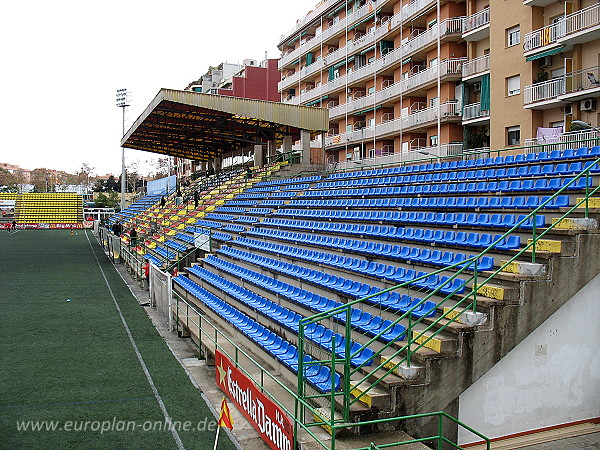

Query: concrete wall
<box><xmin>458</xmin><ymin>272</ymin><xmax>600</xmax><ymax>445</ymax></box>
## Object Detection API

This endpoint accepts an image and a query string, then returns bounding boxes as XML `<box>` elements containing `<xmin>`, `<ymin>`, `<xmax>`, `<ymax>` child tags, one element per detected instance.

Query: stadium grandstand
<box><xmin>1</xmin><ymin>192</ymin><xmax>85</xmax><ymax>229</ymax></box>
<box><xmin>91</xmin><ymin>89</ymin><xmax>600</xmax><ymax>449</ymax></box>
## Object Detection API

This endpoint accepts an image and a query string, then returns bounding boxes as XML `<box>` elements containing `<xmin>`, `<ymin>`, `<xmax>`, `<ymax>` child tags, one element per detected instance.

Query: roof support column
<box><xmin>267</xmin><ymin>140</ymin><xmax>277</xmax><ymax>165</ymax></box>
<box><xmin>253</xmin><ymin>144</ymin><xmax>265</xmax><ymax>168</ymax></box>
<box><xmin>283</xmin><ymin>135</ymin><xmax>293</xmax><ymax>162</ymax></box>
<box><xmin>212</xmin><ymin>157</ymin><xmax>222</xmax><ymax>173</ymax></box>
<box><xmin>300</xmin><ymin>130</ymin><xmax>311</xmax><ymax>165</ymax></box>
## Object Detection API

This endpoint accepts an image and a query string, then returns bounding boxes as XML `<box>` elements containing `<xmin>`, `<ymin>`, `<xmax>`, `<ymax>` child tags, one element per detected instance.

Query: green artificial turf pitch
<box><xmin>0</xmin><ymin>230</ymin><xmax>235</xmax><ymax>450</ymax></box>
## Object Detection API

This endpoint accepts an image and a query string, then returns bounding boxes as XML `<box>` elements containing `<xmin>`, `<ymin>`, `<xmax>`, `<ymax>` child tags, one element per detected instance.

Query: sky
<box><xmin>0</xmin><ymin>0</ymin><xmax>317</xmax><ymax>177</ymax></box>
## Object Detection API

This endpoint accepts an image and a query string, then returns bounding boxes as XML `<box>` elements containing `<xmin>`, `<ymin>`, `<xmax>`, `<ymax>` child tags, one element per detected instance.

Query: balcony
<box><xmin>462</xmin><ymin>8</ymin><xmax>490</xmax><ymax>41</ymax></box>
<box><xmin>523</xmin><ymin>65</ymin><xmax>600</xmax><ymax>107</ymax></box>
<box><xmin>333</xmin><ymin>142</ymin><xmax>464</xmax><ymax>170</ymax></box>
<box><xmin>399</xmin><ymin>0</ymin><xmax>438</xmax><ymax>23</ymax></box>
<box><xmin>328</xmin><ymin>58</ymin><xmax>465</xmax><ymax>119</ymax></box>
<box><xmin>325</xmin><ymin>101</ymin><xmax>461</xmax><ymax>147</ymax></box>
<box><xmin>524</xmin><ymin>129</ymin><xmax>600</xmax><ymax>153</ymax></box>
<box><xmin>462</xmin><ymin>102</ymin><xmax>490</xmax><ymax>123</ymax></box>
<box><xmin>280</xmin><ymin>17</ymin><xmax>464</xmax><ymax>101</ymax></box>
<box><xmin>462</xmin><ymin>54</ymin><xmax>490</xmax><ymax>79</ymax></box>
<box><xmin>402</xmin><ymin>101</ymin><xmax>461</xmax><ymax>130</ymax></box>
<box><xmin>278</xmin><ymin>0</ymin><xmax>338</xmax><ymax>46</ymax></box>
<box><xmin>278</xmin><ymin>0</ymin><xmax>388</xmax><ymax>70</ymax></box>
<box><xmin>523</xmin><ymin>3</ymin><xmax>600</xmax><ymax>55</ymax></box>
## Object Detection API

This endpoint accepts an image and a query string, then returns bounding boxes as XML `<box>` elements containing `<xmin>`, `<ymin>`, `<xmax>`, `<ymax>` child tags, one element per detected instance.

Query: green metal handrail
<box><xmin>172</xmin><ymin>281</ymin><xmax>491</xmax><ymax>450</ymax></box>
<box><xmin>297</xmin><ymin>155</ymin><xmax>600</xmax><ymax>430</ymax></box>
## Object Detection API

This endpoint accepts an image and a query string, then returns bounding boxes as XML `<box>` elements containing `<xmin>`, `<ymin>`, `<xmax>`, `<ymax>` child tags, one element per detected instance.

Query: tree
<box><xmin>30</xmin><ymin>168</ymin><xmax>56</xmax><ymax>192</ymax></box>
<box><xmin>0</xmin><ymin>168</ymin><xmax>18</xmax><ymax>192</ymax></box>
<box><xmin>94</xmin><ymin>191</ymin><xmax>119</xmax><ymax>208</ymax></box>
<box><xmin>149</xmin><ymin>157</ymin><xmax>171</xmax><ymax>179</ymax></box>
<box><xmin>104</xmin><ymin>175</ymin><xmax>119</xmax><ymax>192</ymax></box>
<box><xmin>77</xmin><ymin>163</ymin><xmax>95</xmax><ymax>192</ymax></box>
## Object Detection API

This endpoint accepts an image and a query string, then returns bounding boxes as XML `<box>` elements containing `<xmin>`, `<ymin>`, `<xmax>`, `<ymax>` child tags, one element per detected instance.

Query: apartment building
<box><xmin>177</xmin><ymin>58</ymin><xmax>282</xmax><ymax>180</ymax></box>
<box><xmin>277</xmin><ymin>0</ymin><xmax>599</xmax><ymax>167</ymax></box>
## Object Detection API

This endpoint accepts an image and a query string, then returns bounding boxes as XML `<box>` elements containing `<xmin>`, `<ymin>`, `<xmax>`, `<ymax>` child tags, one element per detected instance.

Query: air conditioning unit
<box><xmin>564</xmin><ymin>104</ymin><xmax>573</xmax><ymax>116</ymax></box>
<box><xmin>540</xmin><ymin>56</ymin><xmax>552</xmax><ymax>68</ymax></box>
<box><xmin>473</xmin><ymin>82</ymin><xmax>482</xmax><ymax>93</ymax></box>
<box><xmin>580</xmin><ymin>98</ymin><xmax>597</xmax><ymax>111</ymax></box>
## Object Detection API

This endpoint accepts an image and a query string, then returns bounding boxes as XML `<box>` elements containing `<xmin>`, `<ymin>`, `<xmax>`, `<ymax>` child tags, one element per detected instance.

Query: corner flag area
<box><xmin>0</xmin><ymin>230</ymin><xmax>235</xmax><ymax>450</ymax></box>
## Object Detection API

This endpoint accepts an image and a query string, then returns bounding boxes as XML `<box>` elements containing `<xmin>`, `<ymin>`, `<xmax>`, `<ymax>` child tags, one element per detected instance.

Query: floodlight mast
<box><xmin>115</xmin><ymin>89</ymin><xmax>130</xmax><ymax>211</ymax></box>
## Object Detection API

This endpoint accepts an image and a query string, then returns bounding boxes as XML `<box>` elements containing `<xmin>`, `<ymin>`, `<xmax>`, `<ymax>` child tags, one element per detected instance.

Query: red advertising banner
<box><xmin>0</xmin><ymin>223</ymin><xmax>92</xmax><ymax>230</ymax></box>
<box><xmin>215</xmin><ymin>350</ymin><xmax>294</xmax><ymax>450</ymax></box>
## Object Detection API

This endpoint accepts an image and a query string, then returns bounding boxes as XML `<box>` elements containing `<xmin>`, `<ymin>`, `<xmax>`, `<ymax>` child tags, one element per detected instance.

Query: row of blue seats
<box><xmin>205</xmin><ymin>213</ymin><xmax>235</xmax><ymax>221</ymax></box>
<box><xmin>255</xmin><ymin>175</ymin><xmax>322</xmax><ymax>186</ymax></box>
<box><xmin>222</xmin><ymin>224</ymin><xmax>246</xmax><ymax>232</ymax></box>
<box><xmin>155</xmin><ymin>246</ymin><xmax>176</xmax><ymax>260</ymax></box>
<box><xmin>246</xmin><ymin>208</ymin><xmax>272</xmax><ymax>215</ymax></box>
<box><xmin>194</xmin><ymin>219</ymin><xmax>224</xmax><ymax>229</ymax></box>
<box><xmin>225</xmin><ymin>200</ymin><xmax>259</xmax><ymax>207</ymax></box>
<box><xmin>246</xmin><ymin>183</ymin><xmax>310</xmax><ymax>193</ymax></box>
<box><xmin>212</xmin><ymin>232</ymin><xmax>233</xmax><ymax>241</ymax></box>
<box><xmin>219</xmin><ymin>241</ymin><xmax>463</xmax><ymax>298</ymax></box>
<box><xmin>236</xmin><ymin>227</ymin><xmax>494</xmax><ymax>271</ymax></box>
<box><xmin>318</xmin><ymin>162</ymin><xmax>597</xmax><ymax>189</ymax></box>
<box><xmin>259</xmin><ymin>218</ymin><xmax>521</xmax><ymax>251</ymax></box>
<box><xmin>260</xmin><ymin>200</ymin><xmax>286</xmax><ymax>207</ymax></box>
<box><xmin>302</xmin><ymin>179</ymin><xmax>580</xmax><ymax>201</ymax></box>
<box><xmin>291</xmin><ymin>208</ymin><xmax>547</xmax><ymax>230</ymax></box>
<box><xmin>270</xmin><ymin>191</ymin><xmax>298</xmax><ymax>198</ymax></box>
<box><xmin>173</xmin><ymin>275</ymin><xmax>340</xmax><ymax>392</ymax></box>
<box><xmin>214</xmin><ymin>206</ymin><xmax>247</xmax><ymax>213</ymax></box>
<box><xmin>176</xmin><ymin>233</ymin><xmax>195</xmax><ymax>244</ymax></box>
<box><xmin>236</xmin><ymin>191</ymin><xmax>299</xmax><ymax>199</ymax></box>
<box><xmin>326</xmin><ymin>147</ymin><xmax>600</xmax><ymax>180</ymax></box>
<box><xmin>311</xmin><ymin>177</ymin><xmax>591</xmax><ymax>196</ymax></box>
<box><xmin>219</xmin><ymin>245</ymin><xmax>439</xmax><ymax>316</ymax></box>
<box><xmin>283</xmin><ymin>195</ymin><xmax>570</xmax><ymax>210</ymax></box>
<box><xmin>145</xmin><ymin>254</ymin><xmax>164</xmax><ymax>268</ymax></box>
<box><xmin>202</xmin><ymin>256</ymin><xmax>409</xmax><ymax>343</ymax></box>
<box><xmin>188</xmin><ymin>264</ymin><xmax>376</xmax><ymax>365</ymax></box>
<box><xmin>164</xmin><ymin>240</ymin><xmax>187</xmax><ymax>252</ymax></box>
<box><xmin>234</xmin><ymin>216</ymin><xmax>259</xmax><ymax>224</ymax></box>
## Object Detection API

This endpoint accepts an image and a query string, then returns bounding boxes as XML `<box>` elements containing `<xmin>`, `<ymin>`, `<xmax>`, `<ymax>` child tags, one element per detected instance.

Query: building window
<box><xmin>506</xmin><ymin>25</ymin><xmax>520</xmax><ymax>47</ymax></box>
<box><xmin>507</xmin><ymin>75</ymin><xmax>520</xmax><ymax>96</ymax></box>
<box><xmin>430</xmin><ymin>135</ymin><xmax>438</xmax><ymax>147</ymax></box>
<box><xmin>368</xmin><ymin>86</ymin><xmax>376</xmax><ymax>94</ymax></box>
<box><xmin>430</xmin><ymin>97</ymin><xmax>439</xmax><ymax>107</ymax></box>
<box><xmin>429</xmin><ymin>57</ymin><xmax>438</xmax><ymax>67</ymax></box>
<box><xmin>368</xmin><ymin>118</ymin><xmax>375</xmax><ymax>127</ymax></box>
<box><xmin>507</xmin><ymin>126</ymin><xmax>520</xmax><ymax>146</ymax></box>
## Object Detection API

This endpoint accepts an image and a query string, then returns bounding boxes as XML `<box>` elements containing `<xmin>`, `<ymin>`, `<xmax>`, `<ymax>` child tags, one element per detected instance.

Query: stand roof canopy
<box><xmin>120</xmin><ymin>89</ymin><xmax>329</xmax><ymax>162</ymax></box>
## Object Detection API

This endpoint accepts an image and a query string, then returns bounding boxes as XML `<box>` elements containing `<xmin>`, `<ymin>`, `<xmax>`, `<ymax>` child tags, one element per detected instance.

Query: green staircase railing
<box><xmin>296</xmin><ymin>156</ymin><xmax>600</xmax><ymax>441</ymax></box>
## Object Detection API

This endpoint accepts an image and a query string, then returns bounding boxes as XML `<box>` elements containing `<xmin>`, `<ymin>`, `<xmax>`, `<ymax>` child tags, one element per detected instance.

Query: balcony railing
<box><xmin>402</xmin><ymin>101</ymin><xmax>461</xmax><ymax>129</ymax></box>
<box><xmin>325</xmin><ymin>101</ymin><xmax>461</xmax><ymax>147</ymax></box>
<box><xmin>279</xmin><ymin>0</ymin><xmax>386</xmax><ymax>69</ymax></box>
<box><xmin>278</xmin><ymin>0</ymin><xmax>337</xmax><ymax>46</ymax></box>
<box><xmin>524</xmin><ymin>65</ymin><xmax>600</xmax><ymax>104</ymax></box>
<box><xmin>524</xmin><ymin>129</ymin><xmax>600</xmax><ymax>154</ymax></box>
<box><xmin>334</xmin><ymin>143</ymin><xmax>464</xmax><ymax>170</ymax></box>
<box><xmin>279</xmin><ymin>14</ymin><xmax>464</xmax><ymax>92</ymax></box>
<box><xmin>400</xmin><ymin>0</ymin><xmax>437</xmax><ymax>22</ymax></box>
<box><xmin>523</xmin><ymin>3</ymin><xmax>600</xmax><ymax>53</ymax></box>
<box><xmin>523</xmin><ymin>78</ymin><xmax>566</xmax><ymax>104</ymax></box>
<box><xmin>462</xmin><ymin>54</ymin><xmax>490</xmax><ymax>78</ymax></box>
<box><xmin>462</xmin><ymin>8</ymin><xmax>490</xmax><ymax>34</ymax></box>
<box><xmin>328</xmin><ymin>58</ymin><xmax>465</xmax><ymax>118</ymax></box>
<box><xmin>462</xmin><ymin>102</ymin><xmax>490</xmax><ymax>121</ymax></box>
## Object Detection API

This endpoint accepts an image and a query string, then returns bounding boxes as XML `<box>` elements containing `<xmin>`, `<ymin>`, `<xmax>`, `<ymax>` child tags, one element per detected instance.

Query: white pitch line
<box><xmin>85</xmin><ymin>230</ymin><xmax>185</xmax><ymax>450</ymax></box>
